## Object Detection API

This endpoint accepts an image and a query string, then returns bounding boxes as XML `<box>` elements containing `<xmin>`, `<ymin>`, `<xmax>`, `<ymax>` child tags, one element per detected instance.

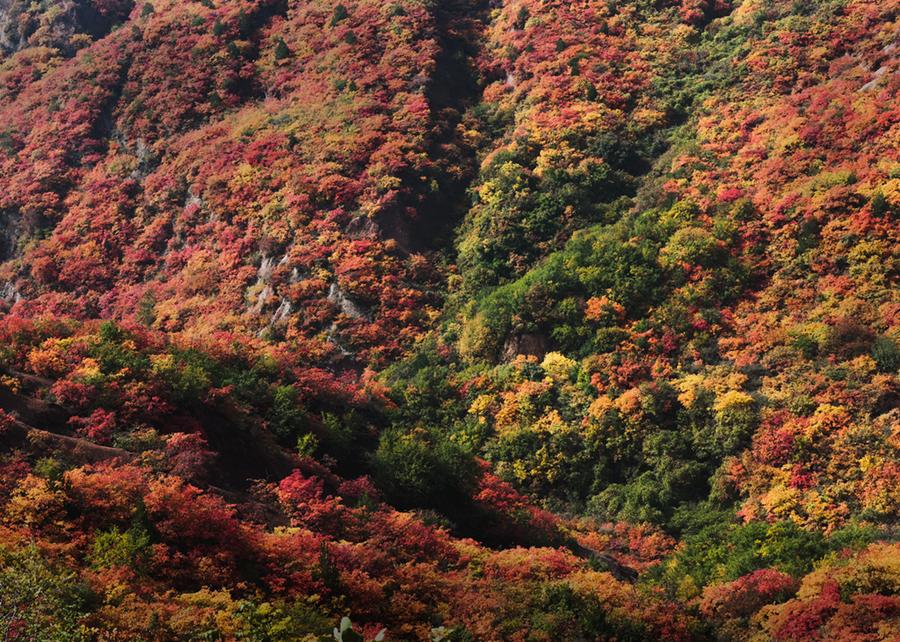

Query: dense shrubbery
<box><xmin>0</xmin><ymin>0</ymin><xmax>896</xmax><ymax>639</ymax></box>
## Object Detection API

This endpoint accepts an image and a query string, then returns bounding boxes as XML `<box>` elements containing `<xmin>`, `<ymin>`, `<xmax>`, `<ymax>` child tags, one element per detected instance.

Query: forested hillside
<box><xmin>0</xmin><ymin>0</ymin><xmax>897</xmax><ymax>640</ymax></box>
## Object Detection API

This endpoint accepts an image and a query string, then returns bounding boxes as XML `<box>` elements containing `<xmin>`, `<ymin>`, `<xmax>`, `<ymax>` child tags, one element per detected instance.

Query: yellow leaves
<box><xmin>724</xmin><ymin>372</ymin><xmax>749</xmax><ymax>390</ymax></box>
<box><xmin>807</xmin><ymin>168</ymin><xmax>857</xmax><ymax>195</ymax></box>
<box><xmin>174</xmin><ymin>589</ymin><xmax>243</xmax><ymax>636</ymax></box>
<box><xmin>73</xmin><ymin>357</ymin><xmax>102</xmax><ymax>381</ymax></box>
<box><xmin>676</xmin><ymin>574</ymin><xmax>701</xmax><ymax>601</ymax></box>
<box><xmin>256</xmin><ymin>194</ymin><xmax>289</xmax><ymax>223</ymax></box>
<box><xmin>477</xmin><ymin>161</ymin><xmax>529</xmax><ymax>208</ymax></box>
<box><xmin>859</xmin><ymin>454</ymin><xmax>874</xmax><ymax>473</ymax></box>
<box><xmin>674</xmin><ymin>368</ymin><xmax>753</xmax><ymax>414</ymax></box>
<box><xmin>510</xmin><ymin>460</ymin><xmax>529</xmax><ymax>484</ymax></box>
<box><xmin>150</xmin><ymin>353</ymin><xmax>175</xmax><ymax>376</ymax></box>
<box><xmin>181</xmin><ymin>251</ymin><xmax>221</xmax><ymax>296</ymax></box>
<box><xmin>847</xmin><ymin>354</ymin><xmax>878</xmax><ymax>376</ymax></box>
<box><xmin>859</xmin><ymin>458</ymin><xmax>900</xmax><ymax>519</ymax></box>
<box><xmin>566</xmin><ymin>570</ymin><xmax>622</xmax><ymax>603</ymax></box>
<box><xmin>458</xmin><ymin>311</ymin><xmax>493</xmax><ymax>361</ymax></box>
<box><xmin>848</xmin><ymin>239</ymin><xmax>894</xmax><ymax>289</ymax></box>
<box><xmin>533</xmin><ymin>142</ymin><xmax>584</xmax><ymax>178</ymax></box>
<box><xmin>467</xmin><ymin>394</ymin><xmax>494</xmax><ymax>424</ymax></box>
<box><xmin>756</xmin><ymin>478</ymin><xmax>854</xmax><ymax>531</ymax></box>
<box><xmin>796</xmin><ymin>542</ymin><xmax>900</xmax><ymax>601</ymax></box>
<box><xmin>800</xmin><ymin>490</ymin><xmax>847</xmax><ymax>532</ymax></box>
<box><xmin>882</xmin><ymin>177</ymin><xmax>900</xmax><ymax>208</ymax></box>
<box><xmin>493</xmin><ymin>379</ymin><xmax>555</xmax><ymax>435</ymax></box>
<box><xmin>660</xmin><ymin>226</ymin><xmax>719</xmax><ymax>268</ymax></box>
<box><xmin>587</xmin><ymin>395</ymin><xmax>613</xmax><ymax>422</ymax></box>
<box><xmin>788</xmin><ymin>320</ymin><xmax>829</xmax><ymax>350</ymax></box>
<box><xmin>0</xmin><ymin>375</ymin><xmax>20</xmax><ymax>394</ymax></box>
<box><xmin>759</xmin><ymin>484</ymin><xmax>801</xmax><ymax>521</ymax></box>
<box><xmin>493</xmin><ymin>393</ymin><xmax>520</xmax><ymax>434</ymax></box>
<box><xmin>676</xmin><ymin>374</ymin><xmax>707</xmax><ymax>409</ymax></box>
<box><xmin>229</xmin><ymin>162</ymin><xmax>263</xmax><ymax>191</ymax></box>
<box><xmin>714</xmin><ymin>390</ymin><xmax>755</xmax><ymax>414</ymax></box>
<box><xmin>632</xmin><ymin>107</ymin><xmax>667</xmax><ymax>128</ymax></box>
<box><xmin>375</xmin><ymin>174</ymin><xmax>404</xmax><ymax>193</ymax></box>
<box><xmin>533</xmin><ymin>410</ymin><xmax>566</xmax><ymax>434</ymax></box>
<box><xmin>5</xmin><ymin>474</ymin><xmax>66</xmax><ymax>529</ymax></box>
<box><xmin>540</xmin><ymin>351</ymin><xmax>575</xmax><ymax>384</ymax></box>
<box><xmin>731</xmin><ymin>0</ymin><xmax>766</xmax><ymax>26</ymax></box>
<box><xmin>26</xmin><ymin>339</ymin><xmax>71</xmax><ymax>377</ymax></box>
<box><xmin>804</xmin><ymin>404</ymin><xmax>849</xmax><ymax>441</ymax></box>
<box><xmin>461</xmin><ymin>127</ymin><xmax>482</xmax><ymax>147</ymax></box>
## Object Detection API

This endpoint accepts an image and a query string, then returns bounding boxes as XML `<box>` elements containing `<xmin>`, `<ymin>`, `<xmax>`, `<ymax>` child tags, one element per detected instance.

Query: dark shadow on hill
<box><xmin>375</xmin><ymin>0</ymin><xmax>490</xmax><ymax>254</ymax></box>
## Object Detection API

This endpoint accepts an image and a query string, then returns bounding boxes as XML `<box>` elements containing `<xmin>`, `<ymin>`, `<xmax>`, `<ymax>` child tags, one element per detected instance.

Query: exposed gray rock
<box><xmin>270</xmin><ymin>297</ymin><xmax>291</xmax><ymax>325</ymax></box>
<box><xmin>860</xmin><ymin>65</ymin><xmax>888</xmax><ymax>92</ymax></box>
<box><xmin>0</xmin><ymin>280</ymin><xmax>21</xmax><ymax>303</ymax></box>
<box><xmin>327</xmin><ymin>282</ymin><xmax>370</xmax><ymax>321</ymax></box>
<box><xmin>326</xmin><ymin>322</ymin><xmax>354</xmax><ymax>357</ymax></box>
<box><xmin>257</xmin><ymin>255</ymin><xmax>276</xmax><ymax>282</ymax></box>
<box><xmin>251</xmin><ymin>284</ymin><xmax>273</xmax><ymax>315</ymax></box>
<box><xmin>345</xmin><ymin>215</ymin><xmax>381</xmax><ymax>240</ymax></box>
<box><xmin>0</xmin><ymin>208</ymin><xmax>22</xmax><ymax>261</ymax></box>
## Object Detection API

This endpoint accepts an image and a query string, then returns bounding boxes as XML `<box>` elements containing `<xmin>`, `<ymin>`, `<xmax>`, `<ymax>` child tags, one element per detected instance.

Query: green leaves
<box><xmin>372</xmin><ymin>426</ymin><xmax>478</xmax><ymax>512</ymax></box>
<box><xmin>331</xmin><ymin>4</ymin><xmax>349</xmax><ymax>27</ymax></box>
<box><xmin>0</xmin><ymin>545</ymin><xmax>88</xmax><ymax>642</ymax></box>
<box><xmin>89</xmin><ymin>526</ymin><xmax>151</xmax><ymax>569</ymax></box>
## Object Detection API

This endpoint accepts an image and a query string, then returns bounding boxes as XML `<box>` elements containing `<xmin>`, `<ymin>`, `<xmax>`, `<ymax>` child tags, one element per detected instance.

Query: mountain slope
<box><xmin>0</xmin><ymin>0</ymin><xmax>897</xmax><ymax>640</ymax></box>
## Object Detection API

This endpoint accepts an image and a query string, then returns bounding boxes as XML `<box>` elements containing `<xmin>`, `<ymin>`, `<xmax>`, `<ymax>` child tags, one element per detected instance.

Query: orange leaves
<box><xmin>26</xmin><ymin>339</ymin><xmax>71</xmax><ymax>378</ymax></box>
<box><xmin>483</xmin><ymin>546</ymin><xmax>578</xmax><ymax>583</ymax></box>
<box><xmin>66</xmin><ymin>463</ymin><xmax>149</xmax><ymax>524</ymax></box>
<box><xmin>584</xmin><ymin>295</ymin><xmax>624</xmax><ymax>324</ymax></box>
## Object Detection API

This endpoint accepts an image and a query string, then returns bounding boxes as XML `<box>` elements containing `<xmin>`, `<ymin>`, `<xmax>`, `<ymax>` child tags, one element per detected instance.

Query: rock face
<box><xmin>0</xmin><ymin>209</ymin><xmax>21</xmax><ymax>262</ymax></box>
<box><xmin>0</xmin><ymin>1</ymin><xmax>27</xmax><ymax>54</ymax></box>
<box><xmin>502</xmin><ymin>332</ymin><xmax>548</xmax><ymax>361</ymax></box>
<box><xmin>345</xmin><ymin>215</ymin><xmax>381</xmax><ymax>241</ymax></box>
<box><xmin>328</xmin><ymin>283</ymin><xmax>370</xmax><ymax>321</ymax></box>
<box><xmin>0</xmin><ymin>0</ymin><xmax>133</xmax><ymax>56</ymax></box>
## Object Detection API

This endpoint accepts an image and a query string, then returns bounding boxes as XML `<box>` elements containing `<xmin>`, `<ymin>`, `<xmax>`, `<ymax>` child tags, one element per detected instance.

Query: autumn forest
<box><xmin>0</xmin><ymin>0</ymin><xmax>897</xmax><ymax>640</ymax></box>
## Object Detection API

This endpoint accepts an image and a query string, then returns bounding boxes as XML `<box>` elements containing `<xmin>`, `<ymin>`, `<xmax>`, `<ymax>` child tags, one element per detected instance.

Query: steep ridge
<box><xmin>0</xmin><ymin>0</ymin><xmax>897</xmax><ymax>640</ymax></box>
<box><xmin>0</xmin><ymin>0</ymin><xmax>479</xmax><ymax>368</ymax></box>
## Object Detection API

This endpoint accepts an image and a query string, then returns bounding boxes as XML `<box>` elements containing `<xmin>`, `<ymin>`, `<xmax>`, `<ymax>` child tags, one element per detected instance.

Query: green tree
<box><xmin>274</xmin><ymin>37</ymin><xmax>290</xmax><ymax>61</ymax></box>
<box><xmin>331</xmin><ymin>4</ymin><xmax>349</xmax><ymax>26</ymax></box>
<box><xmin>0</xmin><ymin>545</ymin><xmax>88</xmax><ymax>641</ymax></box>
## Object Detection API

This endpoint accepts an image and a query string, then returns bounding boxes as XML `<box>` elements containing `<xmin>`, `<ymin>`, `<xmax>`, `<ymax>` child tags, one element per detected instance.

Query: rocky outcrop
<box><xmin>501</xmin><ymin>332</ymin><xmax>548</xmax><ymax>361</ymax></box>
<box><xmin>327</xmin><ymin>282</ymin><xmax>370</xmax><ymax>321</ymax></box>
<box><xmin>0</xmin><ymin>0</ymin><xmax>134</xmax><ymax>57</ymax></box>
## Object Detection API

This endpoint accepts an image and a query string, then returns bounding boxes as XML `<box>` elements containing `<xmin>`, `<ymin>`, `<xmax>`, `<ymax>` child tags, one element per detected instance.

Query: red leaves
<box><xmin>68</xmin><ymin>408</ymin><xmax>117</xmax><ymax>444</ymax></box>
<box><xmin>700</xmin><ymin>569</ymin><xmax>799</xmax><ymax>620</ymax></box>
<box><xmin>773</xmin><ymin>580</ymin><xmax>843</xmax><ymax>640</ymax></box>
<box><xmin>473</xmin><ymin>467</ymin><xmax>564</xmax><ymax>545</ymax></box>
<box><xmin>163</xmin><ymin>432</ymin><xmax>215</xmax><ymax>482</ymax></box>
<box><xmin>717</xmin><ymin>186</ymin><xmax>744</xmax><ymax>203</ymax></box>
<box><xmin>0</xmin><ymin>0</ymin><xmax>451</xmax><ymax>370</ymax></box>
<box><xmin>277</xmin><ymin>469</ymin><xmax>349</xmax><ymax>533</ymax></box>
<box><xmin>752</xmin><ymin>412</ymin><xmax>797</xmax><ymax>467</ymax></box>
